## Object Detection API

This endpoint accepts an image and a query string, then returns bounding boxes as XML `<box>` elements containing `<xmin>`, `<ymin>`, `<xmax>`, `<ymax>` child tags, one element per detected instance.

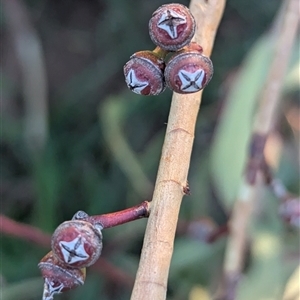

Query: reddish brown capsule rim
<box><xmin>51</xmin><ymin>220</ymin><xmax>103</xmax><ymax>268</ymax></box>
<box><xmin>149</xmin><ymin>3</ymin><xmax>196</xmax><ymax>51</ymax></box>
<box><xmin>38</xmin><ymin>252</ymin><xmax>86</xmax><ymax>300</ymax></box>
<box><xmin>124</xmin><ymin>55</ymin><xmax>165</xmax><ymax>96</ymax></box>
<box><xmin>38</xmin><ymin>261</ymin><xmax>85</xmax><ymax>287</ymax></box>
<box><xmin>165</xmin><ymin>52</ymin><xmax>214</xmax><ymax>94</ymax></box>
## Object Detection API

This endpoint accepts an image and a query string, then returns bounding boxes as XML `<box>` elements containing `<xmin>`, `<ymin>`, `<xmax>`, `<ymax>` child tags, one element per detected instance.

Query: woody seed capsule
<box><xmin>149</xmin><ymin>3</ymin><xmax>196</xmax><ymax>51</ymax></box>
<box><xmin>51</xmin><ymin>220</ymin><xmax>103</xmax><ymax>268</ymax></box>
<box><xmin>165</xmin><ymin>44</ymin><xmax>214</xmax><ymax>94</ymax></box>
<box><xmin>124</xmin><ymin>50</ymin><xmax>165</xmax><ymax>96</ymax></box>
<box><xmin>38</xmin><ymin>251</ymin><xmax>86</xmax><ymax>300</ymax></box>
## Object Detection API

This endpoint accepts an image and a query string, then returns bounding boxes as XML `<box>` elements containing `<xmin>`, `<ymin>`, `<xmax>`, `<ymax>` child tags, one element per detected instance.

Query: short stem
<box><xmin>152</xmin><ymin>46</ymin><xmax>169</xmax><ymax>60</ymax></box>
<box><xmin>87</xmin><ymin>201</ymin><xmax>151</xmax><ymax>229</ymax></box>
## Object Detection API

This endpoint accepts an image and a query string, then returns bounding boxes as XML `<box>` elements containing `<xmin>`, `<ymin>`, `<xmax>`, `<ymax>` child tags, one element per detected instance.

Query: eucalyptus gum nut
<box><xmin>124</xmin><ymin>51</ymin><xmax>165</xmax><ymax>96</ymax></box>
<box><xmin>149</xmin><ymin>3</ymin><xmax>196</xmax><ymax>51</ymax></box>
<box><xmin>165</xmin><ymin>50</ymin><xmax>213</xmax><ymax>94</ymax></box>
<box><xmin>39</xmin><ymin>251</ymin><xmax>85</xmax><ymax>299</ymax></box>
<box><xmin>51</xmin><ymin>220</ymin><xmax>103</xmax><ymax>268</ymax></box>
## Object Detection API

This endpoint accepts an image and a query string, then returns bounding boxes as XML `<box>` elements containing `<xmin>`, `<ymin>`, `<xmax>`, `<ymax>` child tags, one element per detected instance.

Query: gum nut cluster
<box><xmin>123</xmin><ymin>3</ymin><xmax>213</xmax><ymax>96</ymax></box>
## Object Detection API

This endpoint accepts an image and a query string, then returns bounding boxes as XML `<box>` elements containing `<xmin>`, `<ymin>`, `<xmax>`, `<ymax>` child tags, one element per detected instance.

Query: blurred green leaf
<box><xmin>71</xmin><ymin>273</ymin><xmax>107</xmax><ymax>300</ymax></box>
<box><xmin>1</xmin><ymin>277</ymin><xmax>43</xmax><ymax>300</ymax></box>
<box><xmin>32</xmin><ymin>146</ymin><xmax>63</xmax><ymax>231</ymax></box>
<box><xmin>210</xmin><ymin>36</ymin><xmax>299</xmax><ymax>210</ymax></box>
<box><xmin>284</xmin><ymin>38</ymin><xmax>300</xmax><ymax>94</ymax></box>
<box><xmin>99</xmin><ymin>95</ymin><xmax>153</xmax><ymax>198</ymax></box>
<box><xmin>237</xmin><ymin>231</ymin><xmax>294</xmax><ymax>300</ymax></box>
<box><xmin>210</xmin><ymin>34</ymin><xmax>275</xmax><ymax>209</ymax></box>
<box><xmin>170</xmin><ymin>238</ymin><xmax>225</xmax><ymax>279</ymax></box>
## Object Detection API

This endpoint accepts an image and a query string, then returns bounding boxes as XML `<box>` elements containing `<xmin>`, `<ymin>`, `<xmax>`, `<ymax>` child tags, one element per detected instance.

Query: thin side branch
<box><xmin>0</xmin><ymin>214</ymin><xmax>134</xmax><ymax>287</ymax></box>
<box><xmin>3</xmin><ymin>0</ymin><xmax>48</xmax><ymax>154</ymax></box>
<box><xmin>253</xmin><ymin>0</ymin><xmax>300</xmax><ymax>134</ymax></box>
<box><xmin>130</xmin><ymin>1</ymin><xmax>226</xmax><ymax>299</ymax></box>
<box><xmin>0</xmin><ymin>214</ymin><xmax>51</xmax><ymax>248</ymax></box>
<box><xmin>220</xmin><ymin>0</ymin><xmax>299</xmax><ymax>299</ymax></box>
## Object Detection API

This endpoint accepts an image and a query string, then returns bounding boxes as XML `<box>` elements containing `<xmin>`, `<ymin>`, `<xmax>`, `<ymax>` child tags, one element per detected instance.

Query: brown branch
<box><xmin>130</xmin><ymin>1</ymin><xmax>226</xmax><ymax>299</ymax></box>
<box><xmin>253</xmin><ymin>0</ymin><xmax>300</xmax><ymax>135</ymax></box>
<box><xmin>0</xmin><ymin>214</ymin><xmax>51</xmax><ymax>248</ymax></box>
<box><xmin>220</xmin><ymin>0</ymin><xmax>299</xmax><ymax>299</ymax></box>
<box><xmin>87</xmin><ymin>201</ymin><xmax>150</xmax><ymax>229</ymax></box>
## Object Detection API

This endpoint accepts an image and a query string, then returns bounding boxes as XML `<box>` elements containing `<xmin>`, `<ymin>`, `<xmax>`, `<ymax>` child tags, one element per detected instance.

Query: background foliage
<box><xmin>1</xmin><ymin>0</ymin><xmax>299</xmax><ymax>299</ymax></box>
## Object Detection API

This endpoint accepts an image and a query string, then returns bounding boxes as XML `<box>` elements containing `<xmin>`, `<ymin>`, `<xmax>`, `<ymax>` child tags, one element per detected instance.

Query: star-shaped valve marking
<box><xmin>42</xmin><ymin>278</ymin><xmax>64</xmax><ymax>300</ymax></box>
<box><xmin>178</xmin><ymin>69</ymin><xmax>205</xmax><ymax>92</ymax></box>
<box><xmin>59</xmin><ymin>236</ymin><xmax>89</xmax><ymax>265</ymax></box>
<box><xmin>126</xmin><ymin>69</ymin><xmax>148</xmax><ymax>94</ymax></box>
<box><xmin>157</xmin><ymin>9</ymin><xmax>187</xmax><ymax>39</ymax></box>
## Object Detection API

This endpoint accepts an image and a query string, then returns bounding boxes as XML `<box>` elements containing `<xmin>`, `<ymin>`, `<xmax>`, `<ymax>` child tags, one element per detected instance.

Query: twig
<box><xmin>253</xmin><ymin>0</ymin><xmax>300</xmax><ymax>135</ymax></box>
<box><xmin>0</xmin><ymin>214</ymin><xmax>50</xmax><ymax>248</ymax></box>
<box><xmin>130</xmin><ymin>1</ymin><xmax>226</xmax><ymax>299</ymax></box>
<box><xmin>0</xmin><ymin>204</ymin><xmax>151</xmax><ymax>288</ymax></box>
<box><xmin>87</xmin><ymin>200</ymin><xmax>150</xmax><ymax>228</ymax></box>
<box><xmin>220</xmin><ymin>0</ymin><xmax>299</xmax><ymax>299</ymax></box>
<box><xmin>0</xmin><ymin>214</ymin><xmax>47</xmax><ymax>244</ymax></box>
